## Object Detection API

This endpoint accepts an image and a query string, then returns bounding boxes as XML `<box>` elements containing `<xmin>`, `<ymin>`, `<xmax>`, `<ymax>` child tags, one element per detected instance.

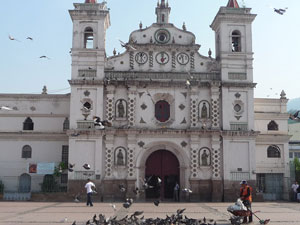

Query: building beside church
<box><xmin>0</xmin><ymin>0</ymin><xmax>291</xmax><ymax>201</ymax></box>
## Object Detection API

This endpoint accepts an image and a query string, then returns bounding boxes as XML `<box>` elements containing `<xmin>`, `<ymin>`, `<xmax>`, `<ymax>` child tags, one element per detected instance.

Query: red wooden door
<box><xmin>145</xmin><ymin>150</ymin><xmax>179</xmax><ymax>199</ymax></box>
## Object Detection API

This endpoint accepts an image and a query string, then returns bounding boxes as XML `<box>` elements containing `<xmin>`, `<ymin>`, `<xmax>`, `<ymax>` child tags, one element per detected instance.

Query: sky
<box><xmin>0</xmin><ymin>0</ymin><xmax>299</xmax><ymax>99</ymax></box>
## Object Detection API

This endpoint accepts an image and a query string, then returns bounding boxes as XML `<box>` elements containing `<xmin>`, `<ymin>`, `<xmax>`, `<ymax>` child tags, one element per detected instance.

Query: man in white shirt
<box><xmin>291</xmin><ymin>181</ymin><xmax>299</xmax><ymax>202</ymax></box>
<box><xmin>85</xmin><ymin>178</ymin><xmax>96</xmax><ymax>206</ymax></box>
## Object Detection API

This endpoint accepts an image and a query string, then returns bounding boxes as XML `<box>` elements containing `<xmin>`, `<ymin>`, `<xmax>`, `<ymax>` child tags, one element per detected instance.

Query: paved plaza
<box><xmin>0</xmin><ymin>201</ymin><xmax>300</xmax><ymax>225</ymax></box>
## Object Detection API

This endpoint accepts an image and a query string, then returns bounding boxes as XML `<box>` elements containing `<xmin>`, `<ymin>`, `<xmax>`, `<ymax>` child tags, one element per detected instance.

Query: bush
<box><xmin>0</xmin><ymin>181</ymin><xmax>4</xmax><ymax>194</ymax></box>
<box><xmin>41</xmin><ymin>175</ymin><xmax>59</xmax><ymax>192</ymax></box>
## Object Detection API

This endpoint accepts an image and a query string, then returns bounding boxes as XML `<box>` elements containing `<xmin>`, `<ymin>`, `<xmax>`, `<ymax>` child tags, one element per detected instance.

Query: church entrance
<box><xmin>145</xmin><ymin>150</ymin><xmax>180</xmax><ymax>199</ymax></box>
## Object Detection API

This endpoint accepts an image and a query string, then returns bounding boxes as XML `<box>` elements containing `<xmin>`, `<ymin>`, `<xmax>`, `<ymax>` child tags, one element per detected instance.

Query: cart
<box><xmin>228</xmin><ymin>209</ymin><xmax>270</xmax><ymax>225</ymax></box>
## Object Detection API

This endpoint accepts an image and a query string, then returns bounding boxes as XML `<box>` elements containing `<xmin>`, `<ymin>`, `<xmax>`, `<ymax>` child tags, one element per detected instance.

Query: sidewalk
<box><xmin>0</xmin><ymin>201</ymin><xmax>299</xmax><ymax>224</ymax></box>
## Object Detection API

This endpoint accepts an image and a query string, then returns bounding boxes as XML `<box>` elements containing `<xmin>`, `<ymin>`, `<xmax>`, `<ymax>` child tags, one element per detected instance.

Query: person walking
<box><xmin>85</xmin><ymin>178</ymin><xmax>96</xmax><ymax>207</ymax></box>
<box><xmin>240</xmin><ymin>180</ymin><xmax>253</xmax><ymax>223</ymax></box>
<box><xmin>173</xmin><ymin>182</ymin><xmax>180</xmax><ymax>202</ymax></box>
<box><xmin>291</xmin><ymin>181</ymin><xmax>299</xmax><ymax>202</ymax></box>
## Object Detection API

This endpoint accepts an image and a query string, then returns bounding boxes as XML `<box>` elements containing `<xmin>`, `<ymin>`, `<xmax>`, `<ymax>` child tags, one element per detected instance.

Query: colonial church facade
<box><xmin>0</xmin><ymin>0</ymin><xmax>291</xmax><ymax>201</ymax></box>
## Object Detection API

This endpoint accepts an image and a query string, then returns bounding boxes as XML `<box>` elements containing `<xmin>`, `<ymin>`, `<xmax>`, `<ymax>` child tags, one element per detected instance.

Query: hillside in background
<box><xmin>288</xmin><ymin>98</ymin><xmax>300</xmax><ymax>111</ymax></box>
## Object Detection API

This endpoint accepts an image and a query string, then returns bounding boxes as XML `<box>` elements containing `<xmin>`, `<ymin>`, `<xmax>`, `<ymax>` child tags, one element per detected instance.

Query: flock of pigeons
<box><xmin>71</xmin><ymin>208</ymin><xmax>217</xmax><ymax>225</ymax></box>
<box><xmin>8</xmin><ymin>35</ymin><xmax>51</xmax><ymax>59</ymax></box>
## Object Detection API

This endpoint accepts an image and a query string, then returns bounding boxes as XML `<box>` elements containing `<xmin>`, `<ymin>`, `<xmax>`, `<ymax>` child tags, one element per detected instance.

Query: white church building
<box><xmin>0</xmin><ymin>0</ymin><xmax>291</xmax><ymax>201</ymax></box>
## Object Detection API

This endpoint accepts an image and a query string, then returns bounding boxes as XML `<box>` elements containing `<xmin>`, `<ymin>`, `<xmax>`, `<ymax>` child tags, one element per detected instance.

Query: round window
<box><xmin>154</xmin><ymin>29</ymin><xmax>170</xmax><ymax>44</ymax></box>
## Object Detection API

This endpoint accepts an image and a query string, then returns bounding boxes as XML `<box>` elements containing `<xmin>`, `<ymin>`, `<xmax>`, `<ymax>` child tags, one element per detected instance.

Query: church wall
<box><xmin>0</xmin><ymin>139</ymin><xmax>67</xmax><ymax>192</ymax></box>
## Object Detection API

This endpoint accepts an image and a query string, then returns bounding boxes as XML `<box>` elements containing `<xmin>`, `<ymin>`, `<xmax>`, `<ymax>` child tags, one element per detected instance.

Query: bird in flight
<box><xmin>39</xmin><ymin>56</ymin><xmax>51</xmax><ymax>60</ymax></box>
<box><xmin>0</xmin><ymin>106</ymin><xmax>14</xmax><ymax>111</ymax></box>
<box><xmin>118</xmin><ymin>39</ymin><xmax>137</xmax><ymax>51</ymax></box>
<box><xmin>26</xmin><ymin>37</ymin><xmax>33</xmax><ymax>41</ymax></box>
<box><xmin>8</xmin><ymin>34</ymin><xmax>21</xmax><ymax>42</ymax></box>
<box><xmin>290</xmin><ymin>111</ymin><xmax>300</xmax><ymax>122</ymax></box>
<box><xmin>274</xmin><ymin>7</ymin><xmax>288</xmax><ymax>15</ymax></box>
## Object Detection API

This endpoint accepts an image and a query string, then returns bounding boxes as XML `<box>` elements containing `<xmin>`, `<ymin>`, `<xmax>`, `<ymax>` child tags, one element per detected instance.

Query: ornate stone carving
<box><xmin>179</xmin><ymin>104</ymin><xmax>185</xmax><ymax>110</ymax></box>
<box><xmin>84</xmin><ymin>90</ymin><xmax>90</xmax><ymax>97</ymax></box>
<box><xmin>140</xmin><ymin>117</ymin><xmax>146</xmax><ymax>124</ymax></box>
<box><xmin>181</xmin><ymin>141</ymin><xmax>187</xmax><ymax>148</ymax></box>
<box><xmin>129</xmin><ymin>51</ymin><xmax>134</xmax><ymax>69</ymax></box>
<box><xmin>138</xmin><ymin>141</ymin><xmax>145</xmax><ymax>148</ymax></box>
<box><xmin>140</xmin><ymin>103</ymin><xmax>147</xmax><ymax>110</ymax></box>
<box><xmin>181</xmin><ymin>117</ymin><xmax>187</xmax><ymax>124</ymax></box>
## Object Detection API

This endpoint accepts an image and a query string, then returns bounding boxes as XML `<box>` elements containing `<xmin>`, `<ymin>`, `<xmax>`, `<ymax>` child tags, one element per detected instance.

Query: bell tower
<box><xmin>210</xmin><ymin>0</ymin><xmax>257</xmax><ymax>201</ymax></box>
<box><xmin>68</xmin><ymin>0</ymin><xmax>110</xmax><ymax>128</ymax></box>
<box><xmin>67</xmin><ymin>0</ymin><xmax>110</xmax><ymax>187</ymax></box>
<box><xmin>155</xmin><ymin>0</ymin><xmax>171</xmax><ymax>24</ymax></box>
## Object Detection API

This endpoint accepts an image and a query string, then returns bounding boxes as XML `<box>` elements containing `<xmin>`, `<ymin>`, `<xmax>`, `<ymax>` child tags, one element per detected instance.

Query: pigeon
<box><xmin>182</xmin><ymin>188</ymin><xmax>193</xmax><ymax>193</ymax></box>
<box><xmin>177</xmin><ymin>208</ymin><xmax>186</xmax><ymax>215</ymax></box>
<box><xmin>83</xmin><ymin>163</ymin><xmax>91</xmax><ymax>170</ymax></box>
<box><xmin>39</xmin><ymin>55</ymin><xmax>51</xmax><ymax>60</ymax></box>
<box><xmin>133</xmin><ymin>187</ymin><xmax>143</xmax><ymax>195</ymax></box>
<box><xmin>274</xmin><ymin>7</ymin><xmax>288</xmax><ymax>15</ymax></box>
<box><xmin>109</xmin><ymin>203</ymin><xmax>117</xmax><ymax>211</ymax></box>
<box><xmin>60</xmin><ymin>217</ymin><xmax>68</xmax><ymax>223</ymax></box>
<box><xmin>141</xmin><ymin>176</ymin><xmax>154</xmax><ymax>190</ymax></box>
<box><xmin>157</xmin><ymin>177</ymin><xmax>162</xmax><ymax>186</ymax></box>
<box><xmin>186</xmin><ymin>79</ymin><xmax>191</xmax><ymax>86</ymax></box>
<box><xmin>69</xmin><ymin>163</ymin><xmax>75</xmax><ymax>168</ymax></box>
<box><xmin>123</xmin><ymin>198</ymin><xmax>133</xmax><ymax>209</ymax></box>
<box><xmin>71</xmin><ymin>132</ymin><xmax>80</xmax><ymax>137</ymax></box>
<box><xmin>154</xmin><ymin>200</ymin><xmax>160</xmax><ymax>206</ymax></box>
<box><xmin>118</xmin><ymin>39</ymin><xmax>137</xmax><ymax>51</ymax></box>
<box><xmin>119</xmin><ymin>184</ymin><xmax>126</xmax><ymax>193</ymax></box>
<box><xmin>8</xmin><ymin>34</ymin><xmax>21</xmax><ymax>42</ymax></box>
<box><xmin>26</xmin><ymin>37</ymin><xmax>33</xmax><ymax>41</ymax></box>
<box><xmin>93</xmin><ymin>116</ymin><xmax>105</xmax><ymax>130</ymax></box>
<box><xmin>290</xmin><ymin>111</ymin><xmax>300</xmax><ymax>121</ymax></box>
<box><xmin>132</xmin><ymin>211</ymin><xmax>144</xmax><ymax>217</ymax></box>
<box><xmin>0</xmin><ymin>106</ymin><xmax>13</xmax><ymax>111</ymax></box>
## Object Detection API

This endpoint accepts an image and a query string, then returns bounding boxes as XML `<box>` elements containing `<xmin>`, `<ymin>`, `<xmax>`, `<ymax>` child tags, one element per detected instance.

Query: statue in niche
<box><xmin>201</xmin><ymin>102</ymin><xmax>208</xmax><ymax>119</ymax></box>
<box><xmin>201</xmin><ymin>149</ymin><xmax>210</xmax><ymax>166</ymax></box>
<box><xmin>117</xmin><ymin>99</ymin><xmax>125</xmax><ymax>118</ymax></box>
<box><xmin>117</xmin><ymin>149</ymin><xmax>125</xmax><ymax>166</ymax></box>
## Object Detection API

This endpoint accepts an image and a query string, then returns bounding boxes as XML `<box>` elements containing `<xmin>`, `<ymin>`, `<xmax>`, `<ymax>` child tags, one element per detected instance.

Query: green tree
<box><xmin>294</xmin><ymin>157</ymin><xmax>300</xmax><ymax>182</ymax></box>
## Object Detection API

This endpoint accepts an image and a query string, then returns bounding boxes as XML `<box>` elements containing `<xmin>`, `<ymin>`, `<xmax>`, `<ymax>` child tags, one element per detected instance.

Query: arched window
<box><xmin>84</xmin><ymin>27</ymin><xmax>94</xmax><ymax>49</ymax></box>
<box><xmin>22</xmin><ymin>145</ymin><xmax>32</xmax><ymax>159</ymax></box>
<box><xmin>267</xmin><ymin>145</ymin><xmax>281</xmax><ymax>158</ymax></box>
<box><xmin>23</xmin><ymin>117</ymin><xmax>34</xmax><ymax>130</ymax></box>
<box><xmin>162</xmin><ymin>14</ymin><xmax>165</xmax><ymax>23</ymax></box>
<box><xmin>268</xmin><ymin>120</ymin><xmax>278</xmax><ymax>131</ymax></box>
<box><xmin>232</xmin><ymin>30</ymin><xmax>241</xmax><ymax>52</ymax></box>
<box><xmin>155</xmin><ymin>100</ymin><xmax>170</xmax><ymax>122</ymax></box>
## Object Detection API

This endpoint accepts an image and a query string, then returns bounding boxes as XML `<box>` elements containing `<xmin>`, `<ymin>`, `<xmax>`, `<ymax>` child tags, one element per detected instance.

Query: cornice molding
<box><xmin>0</xmin><ymin>132</ymin><xmax>68</xmax><ymax>141</ymax></box>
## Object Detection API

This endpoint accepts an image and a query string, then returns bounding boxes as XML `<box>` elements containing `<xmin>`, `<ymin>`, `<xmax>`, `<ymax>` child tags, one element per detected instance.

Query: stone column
<box><xmin>211</xmin><ymin>135</ymin><xmax>223</xmax><ymax>201</ymax></box>
<box><xmin>189</xmin><ymin>134</ymin><xmax>200</xmax><ymax>201</ymax></box>
<box><xmin>127</xmin><ymin>133</ymin><xmax>137</xmax><ymax>198</ymax></box>
<box><xmin>105</xmin><ymin>85</ymin><xmax>115</xmax><ymax>123</ymax></box>
<box><xmin>210</xmin><ymin>82</ymin><xmax>221</xmax><ymax>129</ymax></box>
<box><xmin>103</xmin><ymin>134</ymin><xmax>114</xmax><ymax>199</ymax></box>
<box><xmin>128</xmin><ymin>86</ymin><xmax>137</xmax><ymax>127</ymax></box>
<box><xmin>190</xmin><ymin>87</ymin><xmax>198</xmax><ymax>128</ymax></box>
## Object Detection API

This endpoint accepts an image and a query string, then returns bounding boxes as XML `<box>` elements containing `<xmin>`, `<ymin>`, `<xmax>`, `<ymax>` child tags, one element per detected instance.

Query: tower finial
<box><xmin>226</xmin><ymin>0</ymin><xmax>239</xmax><ymax>8</ymax></box>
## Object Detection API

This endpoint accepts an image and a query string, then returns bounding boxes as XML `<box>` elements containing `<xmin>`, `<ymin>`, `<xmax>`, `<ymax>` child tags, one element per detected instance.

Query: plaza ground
<box><xmin>0</xmin><ymin>201</ymin><xmax>300</xmax><ymax>225</ymax></box>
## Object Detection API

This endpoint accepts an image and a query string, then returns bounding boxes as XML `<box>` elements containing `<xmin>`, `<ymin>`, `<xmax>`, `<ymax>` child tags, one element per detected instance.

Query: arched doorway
<box><xmin>145</xmin><ymin>150</ymin><xmax>179</xmax><ymax>199</ymax></box>
<box><xmin>19</xmin><ymin>173</ymin><xmax>31</xmax><ymax>193</ymax></box>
